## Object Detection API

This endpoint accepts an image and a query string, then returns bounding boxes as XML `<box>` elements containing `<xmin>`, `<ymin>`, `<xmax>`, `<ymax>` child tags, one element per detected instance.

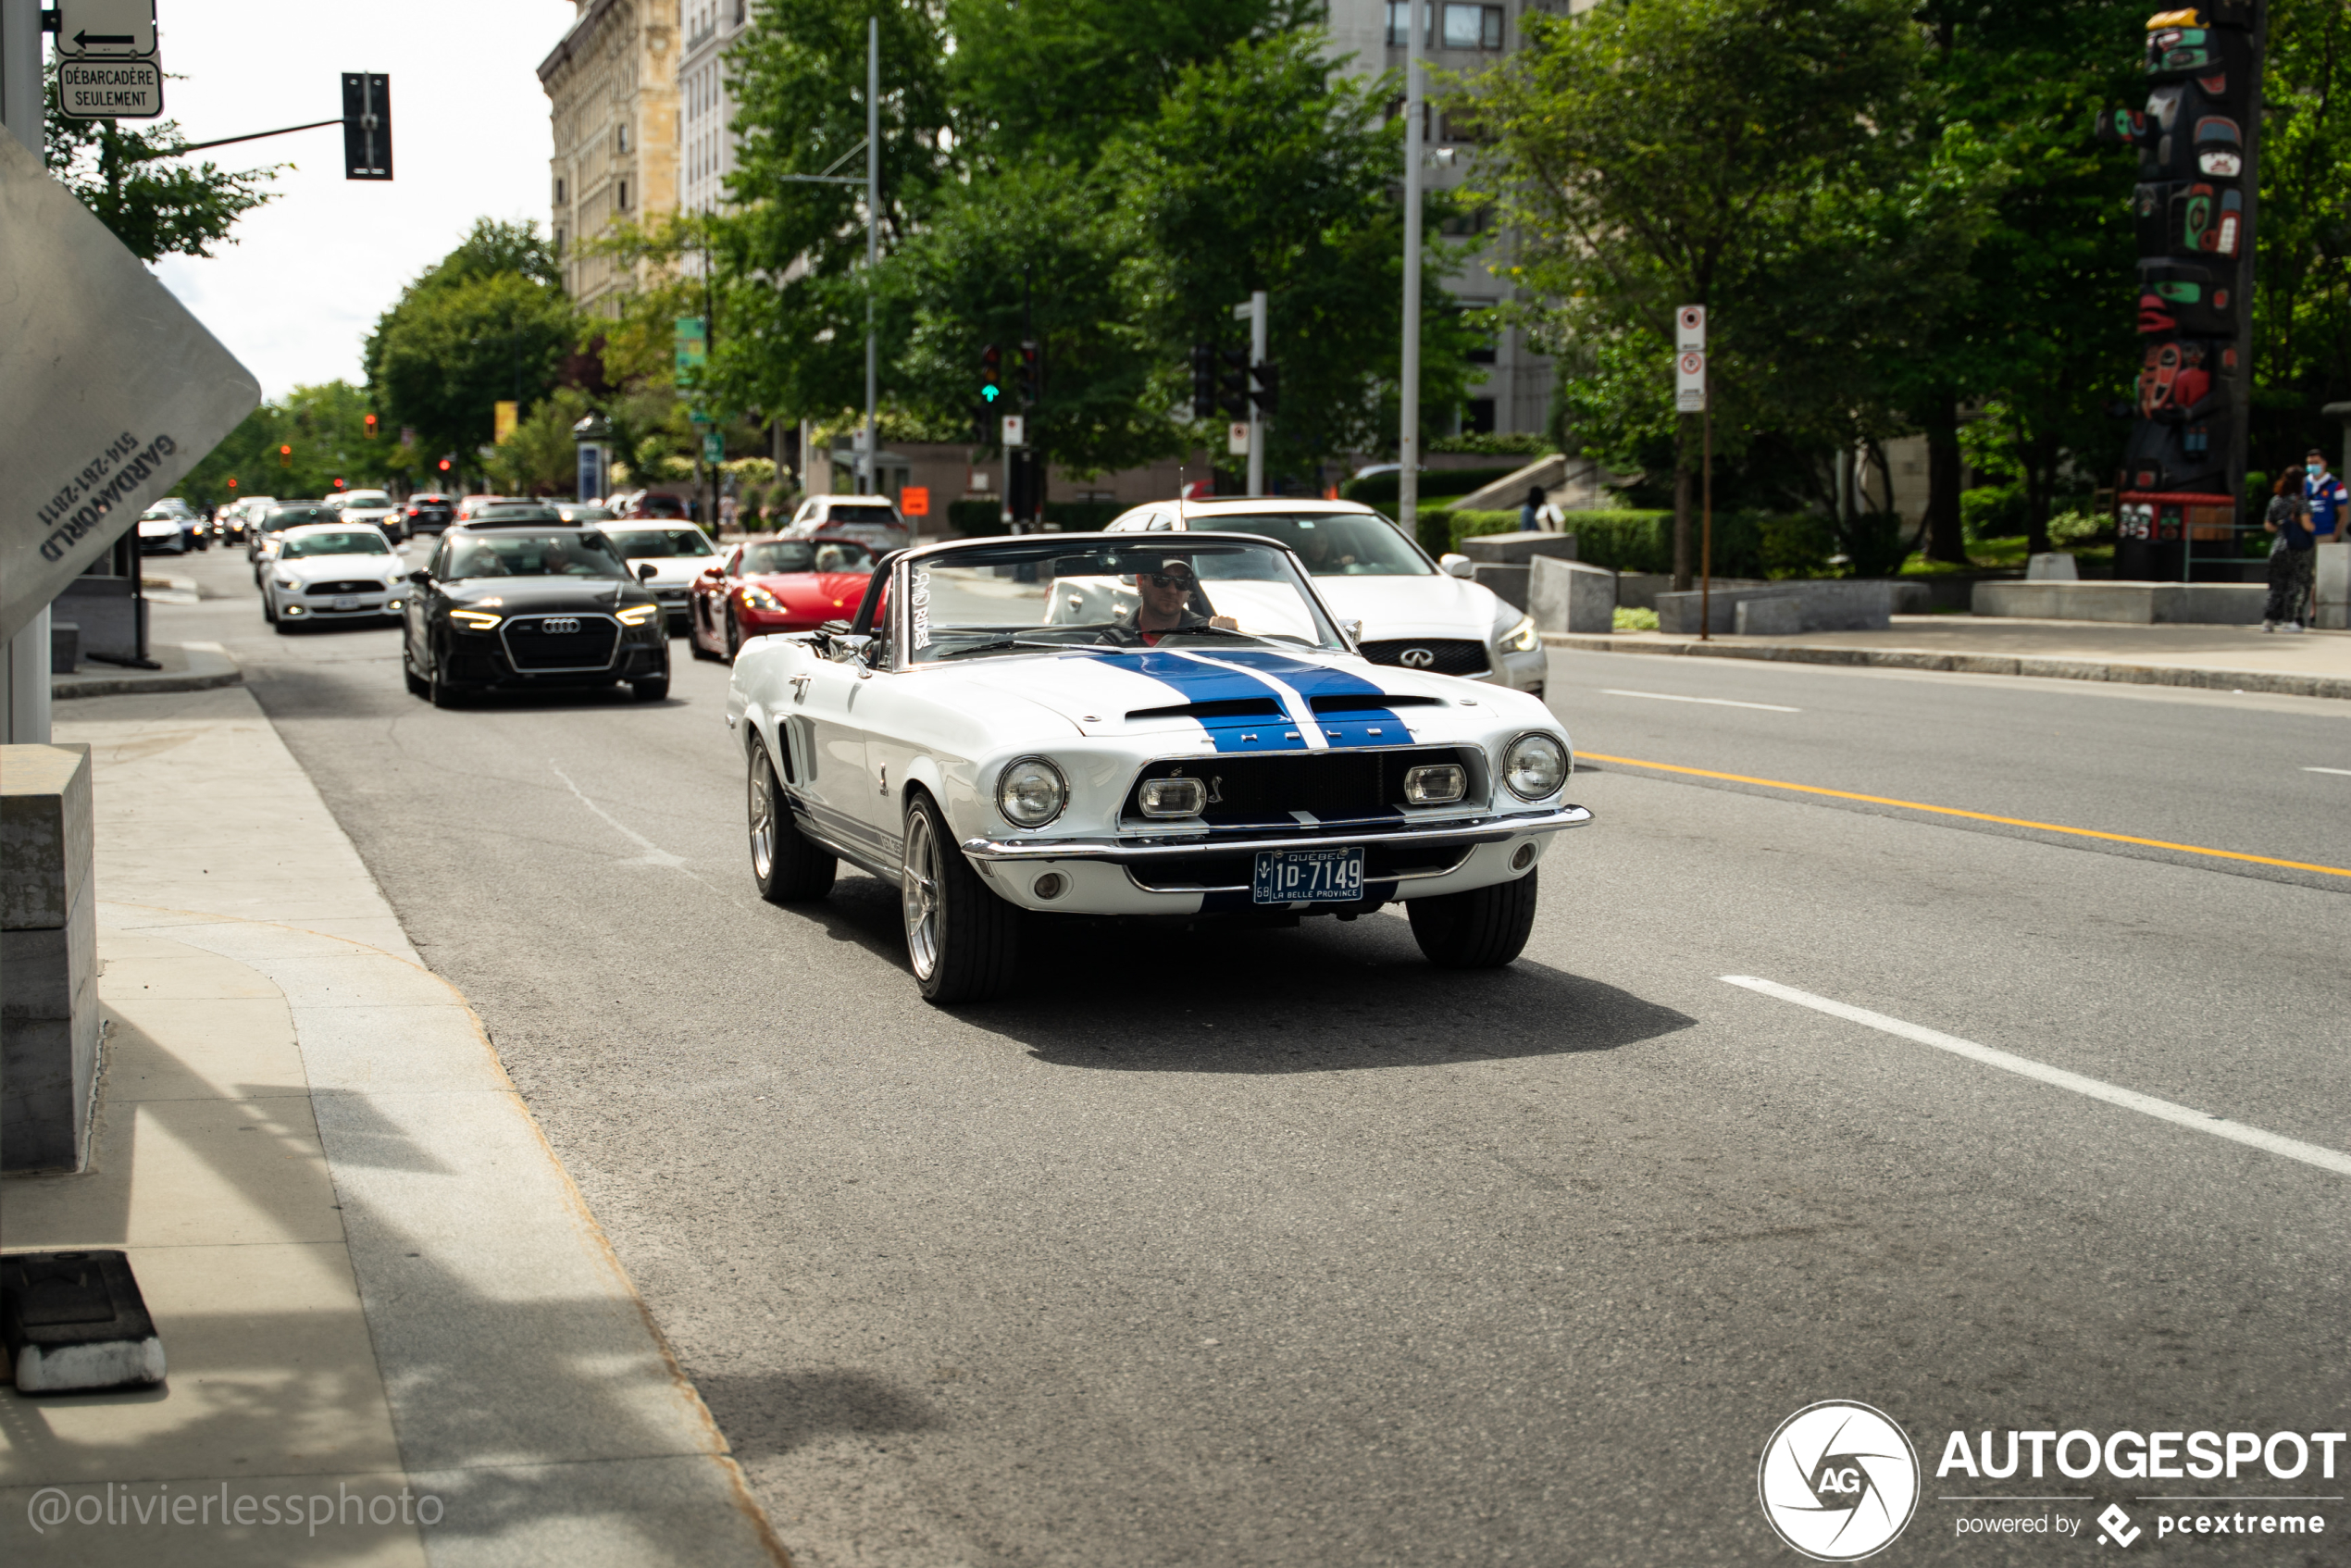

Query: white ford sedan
<box><xmin>726</xmin><ymin>531</ymin><xmax>1589</xmax><ymax>1003</ymax></box>
<box><xmin>1101</xmin><ymin>498</ymin><xmax>1546</xmax><ymax>697</ymax></box>
<box><xmin>262</xmin><ymin>523</ymin><xmax>405</xmax><ymax>632</ymax></box>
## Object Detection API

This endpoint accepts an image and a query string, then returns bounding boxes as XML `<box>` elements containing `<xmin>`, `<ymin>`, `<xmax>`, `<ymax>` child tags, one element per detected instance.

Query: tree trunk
<box><xmin>1672</xmin><ymin>416</ymin><xmax>1694</xmax><ymax>591</ymax></box>
<box><xmin>1922</xmin><ymin>392</ymin><xmax>1967</xmax><ymax>565</ymax></box>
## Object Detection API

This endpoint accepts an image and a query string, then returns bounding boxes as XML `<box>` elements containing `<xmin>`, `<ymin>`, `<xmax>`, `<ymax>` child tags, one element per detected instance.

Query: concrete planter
<box><xmin>1971</xmin><ymin>581</ymin><xmax>2266</xmax><ymax>625</ymax></box>
<box><xmin>1656</xmin><ymin>579</ymin><xmax>1896</xmax><ymax>636</ymax></box>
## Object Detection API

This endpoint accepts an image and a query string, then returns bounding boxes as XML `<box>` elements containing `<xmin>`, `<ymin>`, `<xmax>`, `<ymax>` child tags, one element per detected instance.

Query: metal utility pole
<box><xmin>862</xmin><ymin>16</ymin><xmax>877</xmax><ymax>497</ymax></box>
<box><xmin>1399</xmin><ymin>2</ymin><xmax>1424</xmax><ymax>540</ymax></box>
<box><xmin>1232</xmin><ymin>291</ymin><xmax>1267</xmax><ymax>496</ymax></box>
<box><xmin>3</xmin><ymin>0</ymin><xmax>51</xmax><ymax>743</ymax></box>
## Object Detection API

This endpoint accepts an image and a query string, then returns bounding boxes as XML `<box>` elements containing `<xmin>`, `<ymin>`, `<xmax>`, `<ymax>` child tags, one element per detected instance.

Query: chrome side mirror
<box><xmin>1440</xmin><ymin>554</ymin><xmax>1474</xmax><ymax>579</ymax></box>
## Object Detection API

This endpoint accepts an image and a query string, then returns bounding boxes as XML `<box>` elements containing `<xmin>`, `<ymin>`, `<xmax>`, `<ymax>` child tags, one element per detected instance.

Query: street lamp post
<box><xmin>1399</xmin><ymin>1</ymin><xmax>1424</xmax><ymax>542</ymax></box>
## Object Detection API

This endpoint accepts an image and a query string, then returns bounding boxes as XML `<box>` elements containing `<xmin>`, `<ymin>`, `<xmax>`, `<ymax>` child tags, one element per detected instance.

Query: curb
<box><xmin>54</xmin><ymin>642</ymin><xmax>243</xmax><ymax>701</ymax></box>
<box><xmin>1539</xmin><ymin>633</ymin><xmax>2351</xmax><ymax>702</ymax></box>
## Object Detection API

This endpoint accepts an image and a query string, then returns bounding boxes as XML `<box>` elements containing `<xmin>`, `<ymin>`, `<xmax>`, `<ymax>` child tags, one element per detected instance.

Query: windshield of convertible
<box><xmin>442</xmin><ymin>531</ymin><xmax>628</xmax><ymax>579</ymax></box>
<box><xmin>1183</xmin><ymin>511</ymin><xmax>1431</xmax><ymax>576</ymax></box>
<box><xmin>743</xmin><ymin>540</ymin><xmax>874</xmax><ymax>575</ymax></box>
<box><xmin>280</xmin><ymin>529</ymin><xmax>395</xmax><ymax>559</ymax></box>
<box><xmin>904</xmin><ymin>537</ymin><xmax>1346</xmax><ymax>665</ymax></box>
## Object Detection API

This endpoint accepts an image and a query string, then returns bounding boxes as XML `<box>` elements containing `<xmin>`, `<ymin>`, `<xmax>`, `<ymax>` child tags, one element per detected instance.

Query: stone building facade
<box><xmin>540</xmin><ymin>0</ymin><xmax>681</xmax><ymax>316</ymax></box>
<box><xmin>678</xmin><ymin>0</ymin><xmax>753</xmax><ymax>216</ymax></box>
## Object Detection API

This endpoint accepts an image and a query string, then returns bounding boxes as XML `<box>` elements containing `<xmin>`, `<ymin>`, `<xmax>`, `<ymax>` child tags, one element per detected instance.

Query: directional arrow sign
<box><xmin>55</xmin><ymin>0</ymin><xmax>157</xmax><ymax>57</ymax></box>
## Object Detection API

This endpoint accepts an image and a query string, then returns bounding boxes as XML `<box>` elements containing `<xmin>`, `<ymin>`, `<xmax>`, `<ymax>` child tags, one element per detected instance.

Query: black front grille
<box><xmin>1360</xmin><ymin>639</ymin><xmax>1489</xmax><ymax>677</ymax></box>
<box><xmin>502</xmin><ymin>616</ymin><xmax>618</xmax><ymax>671</ymax></box>
<box><xmin>1126</xmin><ymin>748</ymin><xmax>1474</xmax><ymax>828</ymax></box>
<box><xmin>1127</xmin><ymin>840</ymin><xmax>1472</xmax><ymax>891</ymax></box>
<box><xmin>307</xmin><ymin>579</ymin><xmax>386</xmax><ymax>596</ymax></box>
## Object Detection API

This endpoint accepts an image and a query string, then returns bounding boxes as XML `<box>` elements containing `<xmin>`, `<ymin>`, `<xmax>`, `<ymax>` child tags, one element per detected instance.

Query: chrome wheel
<box><xmin>749</xmin><ymin>746</ymin><xmax>777</xmax><ymax>883</ymax></box>
<box><xmin>902</xmin><ymin>808</ymin><xmax>942</xmax><ymax>981</ymax></box>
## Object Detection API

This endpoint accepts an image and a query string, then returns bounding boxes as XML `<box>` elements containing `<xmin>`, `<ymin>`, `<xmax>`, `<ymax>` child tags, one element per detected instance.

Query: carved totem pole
<box><xmin>2098</xmin><ymin>2</ymin><xmax>2267</xmax><ymax>579</ymax></box>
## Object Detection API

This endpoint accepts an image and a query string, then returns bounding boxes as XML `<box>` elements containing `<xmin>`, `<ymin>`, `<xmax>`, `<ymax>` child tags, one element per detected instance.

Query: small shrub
<box><xmin>1960</xmin><ymin>484</ymin><xmax>2028</xmax><ymax>540</ymax></box>
<box><xmin>1613</xmin><ymin>605</ymin><xmax>1659</xmax><ymax>632</ymax></box>
<box><xmin>1836</xmin><ymin>511</ymin><xmax>1917</xmax><ymax>579</ymax></box>
<box><xmin>1759</xmin><ymin>514</ymin><xmax>1835</xmax><ymax>579</ymax></box>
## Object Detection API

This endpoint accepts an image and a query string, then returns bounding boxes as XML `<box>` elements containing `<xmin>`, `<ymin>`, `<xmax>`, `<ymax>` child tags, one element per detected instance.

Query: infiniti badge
<box><xmin>1399</xmin><ymin>647</ymin><xmax>1436</xmax><ymax>668</ymax></box>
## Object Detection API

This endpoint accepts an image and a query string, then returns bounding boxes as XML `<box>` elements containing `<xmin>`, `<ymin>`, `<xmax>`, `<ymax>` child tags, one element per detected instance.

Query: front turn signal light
<box><xmin>449</xmin><ymin>609</ymin><xmax>503</xmax><ymax>630</ymax></box>
<box><xmin>616</xmin><ymin>604</ymin><xmax>661</xmax><ymax>626</ymax></box>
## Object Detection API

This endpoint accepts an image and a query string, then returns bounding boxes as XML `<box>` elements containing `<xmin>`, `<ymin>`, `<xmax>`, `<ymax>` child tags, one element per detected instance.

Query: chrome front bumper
<box><xmin>961</xmin><ymin>803</ymin><xmax>1592</xmax><ymax>865</ymax></box>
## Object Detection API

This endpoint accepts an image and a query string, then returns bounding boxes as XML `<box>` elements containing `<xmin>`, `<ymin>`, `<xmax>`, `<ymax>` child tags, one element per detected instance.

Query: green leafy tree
<box><xmin>1474</xmin><ymin>0</ymin><xmax>1956</xmax><ymax>586</ymax></box>
<box><xmin>2250</xmin><ymin>0</ymin><xmax>2351</xmax><ymax>464</ymax></box>
<box><xmin>175</xmin><ymin>382</ymin><xmax>398</xmax><ymax>505</ymax></box>
<box><xmin>365</xmin><ymin>222</ymin><xmax>578</xmax><ymax>471</ymax></box>
<box><xmin>43</xmin><ymin>87</ymin><xmax>279</xmax><ymax>262</ymax></box>
<box><xmin>1109</xmin><ymin>31</ymin><xmax>1482</xmax><ymax>482</ymax></box>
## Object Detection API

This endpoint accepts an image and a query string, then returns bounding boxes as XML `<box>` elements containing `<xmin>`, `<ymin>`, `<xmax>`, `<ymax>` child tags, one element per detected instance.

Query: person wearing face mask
<box><xmin>2262</xmin><ymin>470</ymin><xmax>2316</xmax><ymax>633</ymax></box>
<box><xmin>2305</xmin><ymin>450</ymin><xmax>2348</xmax><ymax>630</ymax></box>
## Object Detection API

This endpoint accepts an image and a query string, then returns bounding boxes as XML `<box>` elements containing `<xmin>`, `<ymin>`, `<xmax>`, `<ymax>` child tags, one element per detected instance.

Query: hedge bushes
<box><xmin>1340</xmin><ymin>465</ymin><xmax>1524</xmax><ymax>507</ymax></box>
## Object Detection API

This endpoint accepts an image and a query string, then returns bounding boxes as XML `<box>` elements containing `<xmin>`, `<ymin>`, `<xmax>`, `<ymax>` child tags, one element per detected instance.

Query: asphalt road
<box><xmin>157</xmin><ymin>543</ymin><xmax>2351</xmax><ymax>1566</ymax></box>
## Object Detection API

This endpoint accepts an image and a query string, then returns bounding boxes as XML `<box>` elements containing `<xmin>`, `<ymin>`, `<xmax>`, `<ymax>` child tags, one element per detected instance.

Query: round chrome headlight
<box><xmin>996</xmin><ymin>757</ymin><xmax>1068</xmax><ymax>828</ymax></box>
<box><xmin>1501</xmin><ymin>732</ymin><xmax>1568</xmax><ymax>801</ymax></box>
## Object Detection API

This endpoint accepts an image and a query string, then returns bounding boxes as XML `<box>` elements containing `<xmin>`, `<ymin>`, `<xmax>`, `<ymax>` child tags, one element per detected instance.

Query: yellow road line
<box><xmin>1579</xmin><ymin>752</ymin><xmax>2351</xmax><ymax>880</ymax></box>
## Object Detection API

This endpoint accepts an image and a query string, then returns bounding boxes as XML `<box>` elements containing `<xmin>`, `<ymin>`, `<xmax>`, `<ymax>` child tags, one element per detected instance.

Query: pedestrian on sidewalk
<box><xmin>2263</xmin><ymin>470</ymin><xmax>2316</xmax><ymax>632</ymax></box>
<box><xmin>1519</xmin><ymin>485</ymin><xmax>1564</xmax><ymax>533</ymax></box>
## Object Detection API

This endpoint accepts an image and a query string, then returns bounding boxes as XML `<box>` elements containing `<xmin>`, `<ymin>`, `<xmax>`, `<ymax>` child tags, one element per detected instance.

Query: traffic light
<box><xmin>438</xmin><ymin>456</ymin><xmax>453</xmax><ymax>474</ymax></box>
<box><xmin>226</xmin><ymin>478</ymin><xmax>238</xmax><ymax>492</ymax></box>
<box><xmin>979</xmin><ymin>343</ymin><xmax>1003</xmax><ymax>406</ymax></box>
<box><xmin>1190</xmin><ymin>344</ymin><xmax>1217</xmax><ymax>420</ymax></box>
<box><xmin>1014</xmin><ymin>341</ymin><xmax>1040</xmax><ymax>406</ymax></box>
<box><xmin>342</xmin><ymin>73</ymin><xmax>392</xmax><ymax>180</ymax></box>
<box><xmin>1250</xmin><ymin>360</ymin><xmax>1279</xmax><ymax>419</ymax></box>
<box><xmin>279</xmin><ymin>443</ymin><xmax>292</xmax><ymax>468</ymax></box>
<box><xmin>1217</xmin><ymin>349</ymin><xmax>1250</xmax><ymax>420</ymax></box>
<box><xmin>364</xmin><ymin>413</ymin><xmax>379</xmax><ymax>440</ymax></box>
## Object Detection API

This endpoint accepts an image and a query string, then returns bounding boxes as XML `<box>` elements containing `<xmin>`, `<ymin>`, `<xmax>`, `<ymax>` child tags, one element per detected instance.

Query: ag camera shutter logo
<box><xmin>1759</xmin><ymin>1400</ymin><xmax>1921</xmax><ymax>1561</ymax></box>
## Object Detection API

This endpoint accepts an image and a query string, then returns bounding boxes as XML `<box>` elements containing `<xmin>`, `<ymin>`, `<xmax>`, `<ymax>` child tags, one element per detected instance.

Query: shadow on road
<box><xmin>689</xmin><ymin>1369</ymin><xmax>940</xmax><ymax>1462</ymax></box>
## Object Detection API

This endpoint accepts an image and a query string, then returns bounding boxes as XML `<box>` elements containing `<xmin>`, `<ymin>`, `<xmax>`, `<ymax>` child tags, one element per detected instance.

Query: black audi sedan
<box><xmin>401</xmin><ymin>521</ymin><xmax>670</xmax><ymax>706</ymax></box>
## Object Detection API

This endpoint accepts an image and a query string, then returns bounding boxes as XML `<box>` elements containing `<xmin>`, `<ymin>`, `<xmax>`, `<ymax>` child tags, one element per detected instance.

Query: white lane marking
<box><xmin>1600</xmin><ymin>689</ymin><xmax>1800</xmax><ymax>713</ymax></box>
<box><xmin>551</xmin><ymin>762</ymin><xmax>701</xmax><ymax>876</ymax></box>
<box><xmin>2305</xmin><ymin>766</ymin><xmax>2351</xmax><ymax>778</ymax></box>
<box><xmin>1721</xmin><ymin>976</ymin><xmax>2351</xmax><ymax>1178</ymax></box>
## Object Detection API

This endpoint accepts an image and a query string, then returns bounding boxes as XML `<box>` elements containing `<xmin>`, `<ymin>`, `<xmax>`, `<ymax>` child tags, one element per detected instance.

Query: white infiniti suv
<box><xmin>1099</xmin><ymin>498</ymin><xmax>1546</xmax><ymax>696</ymax></box>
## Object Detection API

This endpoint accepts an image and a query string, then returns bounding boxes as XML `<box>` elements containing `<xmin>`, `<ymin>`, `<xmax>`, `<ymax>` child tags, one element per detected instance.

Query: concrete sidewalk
<box><xmin>1547</xmin><ymin>615</ymin><xmax>2351</xmax><ymax>700</ymax></box>
<box><xmin>3</xmin><ymin>687</ymin><xmax>786</xmax><ymax>1566</ymax></box>
<box><xmin>52</xmin><ymin>641</ymin><xmax>243</xmax><ymax>702</ymax></box>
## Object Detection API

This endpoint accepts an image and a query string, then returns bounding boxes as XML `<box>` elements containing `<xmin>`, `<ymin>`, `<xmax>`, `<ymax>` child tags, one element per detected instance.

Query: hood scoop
<box><xmin>1310</xmin><ymin>693</ymin><xmax>1443</xmax><ymax>715</ymax></box>
<box><xmin>1125</xmin><ymin>697</ymin><xmax>1283</xmax><ymax>724</ymax></box>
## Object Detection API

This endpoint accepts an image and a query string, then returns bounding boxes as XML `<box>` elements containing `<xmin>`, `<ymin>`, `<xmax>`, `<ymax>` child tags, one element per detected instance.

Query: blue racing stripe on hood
<box><xmin>1092</xmin><ymin>649</ymin><xmax>1308</xmax><ymax>752</ymax></box>
<box><xmin>1202</xmin><ymin>649</ymin><xmax>1421</xmax><ymax>748</ymax></box>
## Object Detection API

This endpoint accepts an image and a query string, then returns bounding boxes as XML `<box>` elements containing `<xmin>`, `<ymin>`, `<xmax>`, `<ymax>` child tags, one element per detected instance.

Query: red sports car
<box><xmin>688</xmin><ymin>533</ymin><xmax>879</xmax><ymax>661</ymax></box>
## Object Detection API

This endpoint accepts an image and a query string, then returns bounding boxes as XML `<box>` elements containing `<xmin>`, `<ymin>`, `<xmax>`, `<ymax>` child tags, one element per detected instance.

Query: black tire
<box><xmin>402</xmin><ymin>640</ymin><xmax>429</xmax><ymax>697</ymax></box>
<box><xmin>900</xmin><ymin>790</ymin><xmax>1021</xmax><ymax>1003</ymax></box>
<box><xmin>724</xmin><ymin>608</ymin><xmax>741</xmax><ymax>663</ymax></box>
<box><xmin>748</xmin><ymin>740</ymin><xmax>835</xmax><ymax>902</ymax></box>
<box><xmin>261</xmin><ymin>591</ymin><xmax>278</xmax><ymax>624</ymax></box>
<box><xmin>274</xmin><ymin>615</ymin><xmax>297</xmax><ymax>636</ymax></box>
<box><xmin>632</xmin><ymin>676</ymin><xmax>669</xmax><ymax>702</ymax></box>
<box><xmin>428</xmin><ymin>642</ymin><xmax>466</xmax><ymax>709</ymax></box>
<box><xmin>1406</xmin><ymin>869</ymin><xmax>1539</xmax><ymax>969</ymax></box>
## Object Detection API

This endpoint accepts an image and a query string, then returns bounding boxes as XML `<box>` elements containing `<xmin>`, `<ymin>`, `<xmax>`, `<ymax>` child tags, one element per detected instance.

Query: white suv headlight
<box><xmin>996</xmin><ymin>757</ymin><xmax>1068</xmax><ymax>828</ymax></box>
<box><xmin>1496</xmin><ymin>611</ymin><xmax>1538</xmax><ymax>653</ymax></box>
<box><xmin>1501</xmin><ymin>733</ymin><xmax>1568</xmax><ymax>801</ymax></box>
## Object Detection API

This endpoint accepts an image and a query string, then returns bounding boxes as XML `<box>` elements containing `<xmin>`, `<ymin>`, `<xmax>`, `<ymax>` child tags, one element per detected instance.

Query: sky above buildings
<box><xmin>135</xmin><ymin>1</ymin><xmax>574</xmax><ymax>400</ymax></box>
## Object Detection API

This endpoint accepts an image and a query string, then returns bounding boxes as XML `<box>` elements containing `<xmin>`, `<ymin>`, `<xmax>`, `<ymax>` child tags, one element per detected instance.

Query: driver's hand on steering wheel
<box><xmin>1210</xmin><ymin>615</ymin><xmax>1239</xmax><ymax>629</ymax></box>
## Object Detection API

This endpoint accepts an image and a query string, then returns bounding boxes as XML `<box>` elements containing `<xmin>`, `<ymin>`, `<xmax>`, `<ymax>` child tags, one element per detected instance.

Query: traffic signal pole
<box><xmin>1399</xmin><ymin>3</ymin><xmax>1424</xmax><ymax>541</ymax></box>
<box><xmin>863</xmin><ymin>17</ymin><xmax>878</xmax><ymax>497</ymax></box>
<box><xmin>1246</xmin><ymin>291</ymin><xmax>1267</xmax><ymax>496</ymax></box>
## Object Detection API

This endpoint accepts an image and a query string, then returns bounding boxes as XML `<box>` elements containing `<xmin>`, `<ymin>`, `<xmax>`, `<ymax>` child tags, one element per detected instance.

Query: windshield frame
<box><xmin>879</xmin><ymin>531</ymin><xmax>1351</xmax><ymax>673</ymax></box>
<box><xmin>279</xmin><ymin>529</ymin><xmax>397</xmax><ymax>560</ymax></box>
<box><xmin>439</xmin><ymin>529</ymin><xmax>630</xmax><ymax>582</ymax></box>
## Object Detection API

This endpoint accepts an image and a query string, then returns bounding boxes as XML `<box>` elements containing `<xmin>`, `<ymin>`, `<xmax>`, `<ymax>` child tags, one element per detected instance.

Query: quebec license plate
<box><xmin>1252</xmin><ymin>846</ymin><xmax>1364</xmax><ymax>904</ymax></box>
<box><xmin>331</xmin><ymin>595</ymin><xmax>359</xmax><ymax>611</ymax></box>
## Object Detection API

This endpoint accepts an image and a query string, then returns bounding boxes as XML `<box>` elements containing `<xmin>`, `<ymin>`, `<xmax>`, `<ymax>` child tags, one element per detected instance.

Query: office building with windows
<box><xmin>1325</xmin><ymin>1</ymin><xmax>1598</xmax><ymax>440</ymax></box>
<box><xmin>679</xmin><ymin>0</ymin><xmax>753</xmax><ymax>215</ymax></box>
<box><xmin>540</xmin><ymin>0</ymin><xmax>682</xmax><ymax>314</ymax></box>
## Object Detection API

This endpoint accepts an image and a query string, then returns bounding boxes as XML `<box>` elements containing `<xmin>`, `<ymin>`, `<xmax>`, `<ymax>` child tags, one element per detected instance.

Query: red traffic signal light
<box><xmin>438</xmin><ymin>457</ymin><xmax>452</xmax><ymax>472</ymax></box>
<box><xmin>364</xmin><ymin>414</ymin><xmax>379</xmax><ymax>440</ymax></box>
<box><xmin>226</xmin><ymin>477</ymin><xmax>238</xmax><ymax>490</ymax></box>
<box><xmin>333</xmin><ymin>478</ymin><xmax>345</xmax><ymax>489</ymax></box>
<box><xmin>279</xmin><ymin>443</ymin><xmax>292</xmax><ymax>467</ymax></box>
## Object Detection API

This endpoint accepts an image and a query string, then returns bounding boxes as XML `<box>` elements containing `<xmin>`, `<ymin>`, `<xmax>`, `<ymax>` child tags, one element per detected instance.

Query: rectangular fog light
<box><xmin>1403</xmin><ymin>763</ymin><xmax>1466</xmax><ymax>804</ymax></box>
<box><xmin>1138</xmin><ymin>777</ymin><xmax>1206</xmax><ymax>817</ymax></box>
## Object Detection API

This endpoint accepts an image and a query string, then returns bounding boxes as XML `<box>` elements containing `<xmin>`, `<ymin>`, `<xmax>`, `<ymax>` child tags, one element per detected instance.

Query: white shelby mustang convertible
<box><xmin>725</xmin><ymin>532</ymin><xmax>1592</xmax><ymax>1002</ymax></box>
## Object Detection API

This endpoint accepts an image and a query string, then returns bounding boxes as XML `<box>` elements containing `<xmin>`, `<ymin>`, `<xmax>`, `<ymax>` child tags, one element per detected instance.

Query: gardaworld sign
<box><xmin>0</xmin><ymin>129</ymin><xmax>257</xmax><ymax>642</ymax></box>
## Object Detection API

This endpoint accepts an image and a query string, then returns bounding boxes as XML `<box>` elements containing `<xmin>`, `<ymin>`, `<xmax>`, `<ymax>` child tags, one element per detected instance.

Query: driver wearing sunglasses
<box><xmin>1097</xmin><ymin>559</ymin><xmax>1238</xmax><ymax>647</ymax></box>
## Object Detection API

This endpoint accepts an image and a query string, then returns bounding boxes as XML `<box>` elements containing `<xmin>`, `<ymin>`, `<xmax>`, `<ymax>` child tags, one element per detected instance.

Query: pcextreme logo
<box><xmin>1760</xmin><ymin>1400</ymin><xmax>1922</xmax><ymax>1562</ymax></box>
